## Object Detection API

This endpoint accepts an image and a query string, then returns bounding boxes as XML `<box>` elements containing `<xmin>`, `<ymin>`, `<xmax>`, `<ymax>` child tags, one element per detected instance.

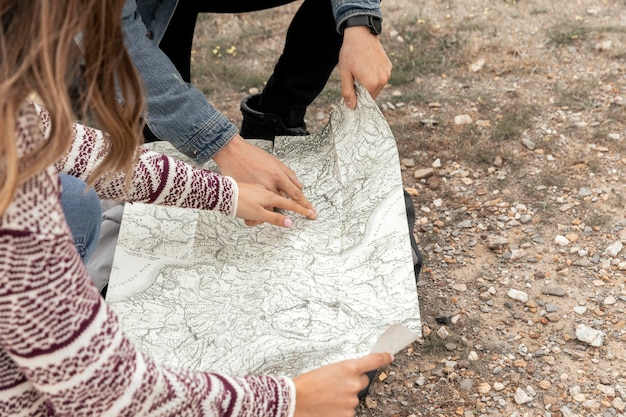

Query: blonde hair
<box><xmin>0</xmin><ymin>0</ymin><xmax>145</xmax><ymax>215</ymax></box>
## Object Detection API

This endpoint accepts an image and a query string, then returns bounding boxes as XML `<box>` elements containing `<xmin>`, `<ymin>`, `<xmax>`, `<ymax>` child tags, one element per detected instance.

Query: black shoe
<box><xmin>240</xmin><ymin>94</ymin><xmax>309</xmax><ymax>140</ymax></box>
<box><xmin>404</xmin><ymin>189</ymin><xmax>423</xmax><ymax>282</ymax></box>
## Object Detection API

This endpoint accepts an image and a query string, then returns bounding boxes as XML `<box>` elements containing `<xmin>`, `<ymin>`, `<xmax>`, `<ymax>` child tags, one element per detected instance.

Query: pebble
<box><xmin>454</xmin><ymin>114</ymin><xmax>473</xmax><ymax>125</ymax></box>
<box><xmin>596</xmin><ymin>384</ymin><xmax>615</xmax><ymax>397</ymax></box>
<box><xmin>521</xmin><ymin>136</ymin><xmax>536</xmax><ymax>150</ymax></box>
<box><xmin>414</xmin><ymin>168</ymin><xmax>434</xmax><ymax>179</ymax></box>
<box><xmin>555</xmin><ymin>235</ymin><xmax>570</xmax><ymax>246</ymax></box>
<box><xmin>469</xmin><ymin>58</ymin><xmax>485</xmax><ymax>72</ymax></box>
<box><xmin>514</xmin><ymin>387</ymin><xmax>532</xmax><ymax>404</ymax></box>
<box><xmin>507</xmin><ymin>288</ymin><xmax>529</xmax><ymax>303</ymax></box>
<box><xmin>477</xmin><ymin>382</ymin><xmax>491</xmax><ymax>394</ymax></box>
<box><xmin>419</xmin><ymin>118</ymin><xmax>438</xmax><ymax>127</ymax></box>
<box><xmin>575</xmin><ymin>324</ymin><xmax>605</xmax><ymax>347</ymax></box>
<box><xmin>493</xmin><ymin>382</ymin><xmax>505</xmax><ymax>391</ymax></box>
<box><xmin>437</xmin><ymin>326</ymin><xmax>450</xmax><ymax>339</ymax></box>
<box><xmin>456</xmin><ymin>220</ymin><xmax>473</xmax><ymax>229</ymax></box>
<box><xmin>541</xmin><ymin>286</ymin><xmax>567</xmax><ymax>297</ymax></box>
<box><xmin>604</xmin><ymin>241</ymin><xmax>623</xmax><ymax>257</ymax></box>
<box><xmin>460</xmin><ymin>379</ymin><xmax>475</xmax><ymax>391</ymax></box>
<box><xmin>604</xmin><ymin>295</ymin><xmax>616</xmax><ymax>305</ymax></box>
<box><xmin>452</xmin><ymin>283</ymin><xmax>467</xmax><ymax>292</ymax></box>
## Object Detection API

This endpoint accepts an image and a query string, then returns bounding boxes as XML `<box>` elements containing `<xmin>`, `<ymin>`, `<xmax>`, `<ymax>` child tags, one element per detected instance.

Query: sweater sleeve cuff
<box><xmin>223</xmin><ymin>176</ymin><xmax>238</xmax><ymax>218</ymax></box>
<box><xmin>285</xmin><ymin>378</ymin><xmax>297</xmax><ymax>417</ymax></box>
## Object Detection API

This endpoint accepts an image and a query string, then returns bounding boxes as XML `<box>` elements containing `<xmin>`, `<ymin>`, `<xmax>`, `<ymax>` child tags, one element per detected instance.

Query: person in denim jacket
<box><xmin>122</xmin><ymin>0</ymin><xmax>392</xmax><ymax>207</ymax></box>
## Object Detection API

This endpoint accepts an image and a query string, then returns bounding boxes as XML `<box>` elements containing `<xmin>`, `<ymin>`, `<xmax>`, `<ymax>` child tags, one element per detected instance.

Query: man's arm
<box><xmin>122</xmin><ymin>0</ymin><xmax>235</xmax><ymax>164</ymax></box>
<box><xmin>121</xmin><ymin>0</ymin><xmax>312</xmax><ymax>209</ymax></box>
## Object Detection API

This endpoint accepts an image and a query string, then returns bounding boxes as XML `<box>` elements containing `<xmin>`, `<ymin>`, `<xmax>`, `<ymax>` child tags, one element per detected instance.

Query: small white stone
<box><xmin>507</xmin><ymin>288</ymin><xmax>529</xmax><ymax>303</ymax></box>
<box><xmin>554</xmin><ymin>235</ymin><xmax>570</xmax><ymax>246</ymax></box>
<box><xmin>569</xmin><ymin>385</ymin><xmax>581</xmax><ymax>396</ymax></box>
<box><xmin>576</xmin><ymin>324</ymin><xmax>605</xmax><ymax>347</ymax></box>
<box><xmin>582</xmin><ymin>399</ymin><xmax>600</xmax><ymax>412</ymax></box>
<box><xmin>604</xmin><ymin>295</ymin><xmax>617</xmax><ymax>305</ymax></box>
<box><xmin>596</xmin><ymin>384</ymin><xmax>615</xmax><ymax>397</ymax></box>
<box><xmin>469</xmin><ymin>58</ymin><xmax>485</xmax><ymax>73</ymax></box>
<box><xmin>437</xmin><ymin>326</ymin><xmax>450</xmax><ymax>339</ymax></box>
<box><xmin>454</xmin><ymin>114</ymin><xmax>473</xmax><ymax>125</ymax></box>
<box><xmin>613</xmin><ymin>397</ymin><xmax>625</xmax><ymax>412</ymax></box>
<box><xmin>477</xmin><ymin>382</ymin><xmax>491</xmax><ymax>394</ymax></box>
<box><xmin>604</xmin><ymin>241</ymin><xmax>623</xmax><ymax>257</ymax></box>
<box><xmin>514</xmin><ymin>387</ymin><xmax>532</xmax><ymax>404</ymax></box>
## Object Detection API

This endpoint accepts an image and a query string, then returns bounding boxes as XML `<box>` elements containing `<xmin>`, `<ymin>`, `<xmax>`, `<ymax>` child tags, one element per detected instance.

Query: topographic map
<box><xmin>106</xmin><ymin>84</ymin><xmax>421</xmax><ymax>377</ymax></box>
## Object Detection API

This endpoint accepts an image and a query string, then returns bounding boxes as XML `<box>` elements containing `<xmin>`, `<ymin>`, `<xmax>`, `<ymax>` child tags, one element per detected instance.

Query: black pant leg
<box><xmin>157</xmin><ymin>0</ymin><xmax>304</xmax><ymax>82</ymax></box>
<box><xmin>157</xmin><ymin>0</ymin><xmax>341</xmax><ymax>125</ymax></box>
<box><xmin>259</xmin><ymin>0</ymin><xmax>342</xmax><ymax>124</ymax></box>
<box><xmin>157</xmin><ymin>1</ymin><xmax>200</xmax><ymax>82</ymax></box>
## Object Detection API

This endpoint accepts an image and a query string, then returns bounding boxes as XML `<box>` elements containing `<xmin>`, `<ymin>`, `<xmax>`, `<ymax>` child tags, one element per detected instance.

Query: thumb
<box><xmin>353</xmin><ymin>352</ymin><xmax>394</xmax><ymax>374</ymax></box>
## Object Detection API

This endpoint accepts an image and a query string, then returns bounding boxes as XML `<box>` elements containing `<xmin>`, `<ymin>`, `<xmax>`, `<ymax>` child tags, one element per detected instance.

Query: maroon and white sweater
<box><xmin>0</xmin><ymin>102</ymin><xmax>296</xmax><ymax>416</ymax></box>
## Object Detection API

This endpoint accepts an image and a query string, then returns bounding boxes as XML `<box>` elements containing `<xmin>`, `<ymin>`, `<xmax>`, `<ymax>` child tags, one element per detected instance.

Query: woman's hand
<box><xmin>235</xmin><ymin>182</ymin><xmax>317</xmax><ymax>227</ymax></box>
<box><xmin>293</xmin><ymin>353</ymin><xmax>393</xmax><ymax>417</ymax></box>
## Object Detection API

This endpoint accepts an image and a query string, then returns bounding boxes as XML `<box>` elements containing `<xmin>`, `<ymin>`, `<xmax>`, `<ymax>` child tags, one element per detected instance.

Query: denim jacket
<box><xmin>122</xmin><ymin>0</ymin><xmax>382</xmax><ymax>164</ymax></box>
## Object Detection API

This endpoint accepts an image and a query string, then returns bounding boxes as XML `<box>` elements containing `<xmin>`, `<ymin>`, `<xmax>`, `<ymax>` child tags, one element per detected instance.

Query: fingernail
<box><xmin>308</xmin><ymin>209</ymin><xmax>317</xmax><ymax>218</ymax></box>
<box><xmin>284</xmin><ymin>218</ymin><xmax>294</xmax><ymax>228</ymax></box>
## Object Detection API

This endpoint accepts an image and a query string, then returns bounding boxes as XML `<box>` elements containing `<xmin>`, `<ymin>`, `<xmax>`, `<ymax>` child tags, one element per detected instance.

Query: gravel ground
<box><xmin>356</xmin><ymin>1</ymin><xmax>626</xmax><ymax>416</ymax></box>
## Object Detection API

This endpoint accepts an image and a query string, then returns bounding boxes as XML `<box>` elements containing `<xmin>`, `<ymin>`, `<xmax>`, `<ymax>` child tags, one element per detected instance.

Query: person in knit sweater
<box><xmin>0</xmin><ymin>1</ymin><xmax>393</xmax><ymax>416</ymax></box>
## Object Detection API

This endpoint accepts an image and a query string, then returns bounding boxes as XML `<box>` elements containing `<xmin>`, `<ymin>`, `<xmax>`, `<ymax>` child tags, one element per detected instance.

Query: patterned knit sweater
<box><xmin>0</xmin><ymin>101</ymin><xmax>296</xmax><ymax>416</ymax></box>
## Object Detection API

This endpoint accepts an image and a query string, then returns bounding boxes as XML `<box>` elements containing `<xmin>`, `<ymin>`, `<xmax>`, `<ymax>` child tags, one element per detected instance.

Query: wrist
<box><xmin>340</xmin><ymin>15</ymin><xmax>382</xmax><ymax>36</ymax></box>
<box><xmin>212</xmin><ymin>134</ymin><xmax>244</xmax><ymax>166</ymax></box>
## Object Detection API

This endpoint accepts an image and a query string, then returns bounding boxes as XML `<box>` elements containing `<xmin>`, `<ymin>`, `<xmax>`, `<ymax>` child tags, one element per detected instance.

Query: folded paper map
<box><xmin>107</xmin><ymin>84</ymin><xmax>421</xmax><ymax>376</ymax></box>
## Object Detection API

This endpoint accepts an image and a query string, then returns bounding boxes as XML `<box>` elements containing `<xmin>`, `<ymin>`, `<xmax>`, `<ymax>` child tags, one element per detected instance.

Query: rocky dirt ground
<box><xmin>192</xmin><ymin>0</ymin><xmax>626</xmax><ymax>416</ymax></box>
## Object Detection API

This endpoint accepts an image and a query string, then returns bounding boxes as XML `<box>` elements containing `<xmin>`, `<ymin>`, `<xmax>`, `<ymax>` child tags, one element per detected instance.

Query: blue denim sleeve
<box><xmin>122</xmin><ymin>0</ymin><xmax>238</xmax><ymax>165</ymax></box>
<box><xmin>331</xmin><ymin>0</ymin><xmax>383</xmax><ymax>32</ymax></box>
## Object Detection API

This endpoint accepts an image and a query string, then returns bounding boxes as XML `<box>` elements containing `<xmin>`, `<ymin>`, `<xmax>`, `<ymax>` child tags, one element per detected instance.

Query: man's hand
<box><xmin>339</xmin><ymin>26</ymin><xmax>392</xmax><ymax>109</ymax></box>
<box><xmin>213</xmin><ymin>135</ymin><xmax>314</xmax><ymax>212</ymax></box>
